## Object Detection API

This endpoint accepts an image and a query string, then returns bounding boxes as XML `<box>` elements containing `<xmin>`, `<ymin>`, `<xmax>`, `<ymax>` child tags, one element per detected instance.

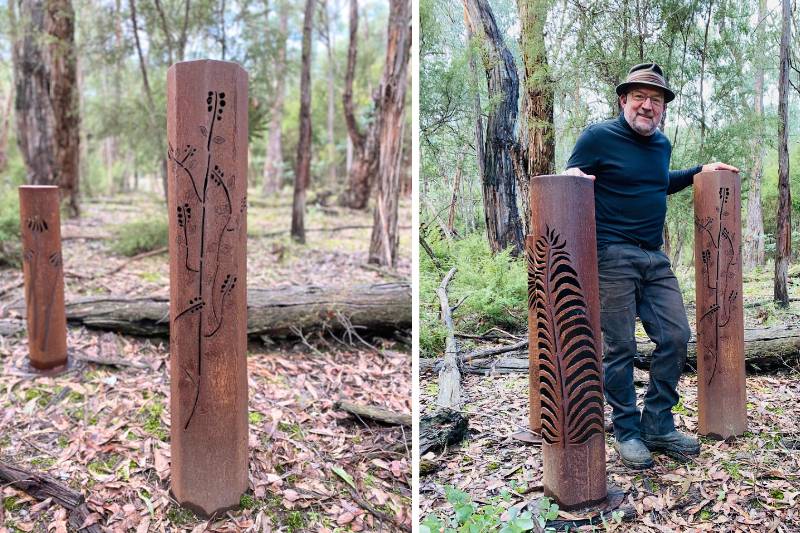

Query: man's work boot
<box><xmin>613</xmin><ymin>438</ymin><xmax>654</xmax><ymax>469</ymax></box>
<box><xmin>641</xmin><ymin>430</ymin><xmax>700</xmax><ymax>458</ymax></box>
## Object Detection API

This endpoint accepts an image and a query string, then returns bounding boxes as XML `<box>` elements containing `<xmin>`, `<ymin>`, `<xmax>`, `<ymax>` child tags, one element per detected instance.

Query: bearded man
<box><xmin>564</xmin><ymin>63</ymin><xmax>738</xmax><ymax>469</ymax></box>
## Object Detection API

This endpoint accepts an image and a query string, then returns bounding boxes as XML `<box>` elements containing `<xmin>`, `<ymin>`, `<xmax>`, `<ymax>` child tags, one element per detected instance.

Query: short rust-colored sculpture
<box><xmin>18</xmin><ymin>185</ymin><xmax>68</xmax><ymax>372</ymax></box>
<box><xmin>529</xmin><ymin>175</ymin><xmax>606</xmax><ymax>509</ymax></box>
<box><xmin>166</xmin><ymin>60</ymin><xmax>249</xmax><ymax>516</ymax></box>
<box><xmin>693</xmin><ymin>170</ymin><xmax>747</xmax><ymax>439</ymax></box>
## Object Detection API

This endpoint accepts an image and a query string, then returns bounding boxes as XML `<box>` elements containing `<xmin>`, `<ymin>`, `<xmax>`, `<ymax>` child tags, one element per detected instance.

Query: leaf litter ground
<box><xmin>420</xmin><ymin>268</ymin><xmax>800</xmax><ymax>532</ymax></box>
<box><xmin>0</xmin><ymin>192</ymin><xmax>411</xmax><ymax>532</ymax></box>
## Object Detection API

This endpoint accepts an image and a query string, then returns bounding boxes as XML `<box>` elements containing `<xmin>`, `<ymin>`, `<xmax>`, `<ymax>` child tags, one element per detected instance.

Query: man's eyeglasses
<box><xmin>629</xmin><ymin>92</ymin><xmax>664</xmax><ymax>108</ymax></box>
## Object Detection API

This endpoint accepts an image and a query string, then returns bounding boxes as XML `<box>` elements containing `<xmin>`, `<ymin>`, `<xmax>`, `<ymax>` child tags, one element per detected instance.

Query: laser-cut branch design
<box><xmin>694</xmin><ymin>186</ymin><xmax>739</xmax><ymax>385</ymax></box>
<box><xmin>168</xmin><ymin>89</ymin><xmax>238</xmax><ymax>430</ymax></box>
<box><xmin>531</xmin><ymin>226</ymin><xmax>604</xmax><ymax>446</ymax></box>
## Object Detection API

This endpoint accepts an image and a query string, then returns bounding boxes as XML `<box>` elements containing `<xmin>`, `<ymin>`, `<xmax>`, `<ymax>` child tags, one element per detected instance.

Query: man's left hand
<box><xmin>702</xmin><ymin>162</ymin><xmax>740</xmax><ymax>173</ymax></box>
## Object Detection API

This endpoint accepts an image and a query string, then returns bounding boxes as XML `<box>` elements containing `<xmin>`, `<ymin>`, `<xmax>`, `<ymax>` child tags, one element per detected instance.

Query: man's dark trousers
<box><xmin>598</xmin><ymin>243</ymin><xmax>691</xmax><ymax>442</ymax></box>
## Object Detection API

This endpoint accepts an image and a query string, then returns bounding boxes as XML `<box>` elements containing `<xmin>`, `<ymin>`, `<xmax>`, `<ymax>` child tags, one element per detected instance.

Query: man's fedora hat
<box><xmin>615</xmin><ymin>62</ymin><xmax>676</xmax><ymax>103</ymax></box>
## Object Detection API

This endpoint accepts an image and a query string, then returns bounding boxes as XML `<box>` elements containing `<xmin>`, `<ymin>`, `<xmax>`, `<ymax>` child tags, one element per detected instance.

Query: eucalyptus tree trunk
<box><xmin>324</xmin><ymin>0</ymin><xmax>337</xmax><ymax>189</ymax></box>
<box><xmin>262</xmin><ymin>3</ymin><xmax>289</xmax><ymax>196</ymax></box>
<box><xmin>517</xmin><ymin>0</ymin><xmax>555</xmax><ymax>236</ymax></box>
<box><xmin>774</xmin><ymin>0</ymin><xmax>791</xmax><ymax>306</ymax></box>
<box><xmin>0</xmin><ymin>86</ymin><xmax>14</xmax><ymax>173</ymax></box>
<box><xmin>462</xmin><ymin>0</ymin><xmax>524</xmax><ymax>256</ymax></box>
<box><xmin>12</xmin><ymin>0</ymin><xmax>80</xmax><ymax>217</ymax></box>
<box><xmin>368</xmin><ymin>0</ymin><xmax>411</xmax><ymax>267</ymax></box>
<box><xmin>339</xmin><ymin>0</ymin><xmax>380</xmax><ymax>210</ymax></box>
<box><xmin>291</xmin><ymin>0</ymin><xmax>315</xmax><ymax>243</ymax></box>
<box><xmin>744</xmin><ymin>0</ymin><xmax>767</xmax><ymax>271</ymax></box>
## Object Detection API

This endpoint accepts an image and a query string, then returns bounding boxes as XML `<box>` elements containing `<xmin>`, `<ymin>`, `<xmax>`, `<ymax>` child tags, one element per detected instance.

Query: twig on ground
<box><xmin>334</xmin><ymin>400</ymin><xmax>412</xmax><ymax>427</ymax></box>
<box><xmin>360</xmin><ymin>263</ymin><xmax>406</xmax><ymax>280</ymax></box>
<box><xmin>345</xmin><ymin>485</ymin><xmax>412</xmax><ymax>533</ymax></box>
<box><xmin>0</xmin><ymin>279</ymin><xmax>24</xmax><ymax>298</ymax></box>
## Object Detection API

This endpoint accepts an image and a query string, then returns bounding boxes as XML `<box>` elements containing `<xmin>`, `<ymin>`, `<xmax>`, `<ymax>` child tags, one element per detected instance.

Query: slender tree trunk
<box><xmin>517</xmin><ymin>0</ymin><xmax>555</xmax><ymax>236</ymax></box>
<box><xmin>291</xmin><ymin>0</ymin><xmax>315</xmax><ymax>243</ymax></box>
<box><xmin>129</xmin><ymin>0</ymin><xmax>167</xmax><ymax>198</ymax></box>
<box><xmin>177</xmin><ymin>0</ymin><xmax>191</xmax><ymax>62</ymax></box>
<box><xmin>325</xmin><ymin>0</ymin><xmax>337</xmax><ymax>189</ymax></box>
<box><xmin>12</xmin><ymin>0</ymin><xmax>81</xmax><ymax>217</ymax></box>
<box><xmin>0</xmin><ymin>86</ymin><xmax>14</xmax><ymax>173</ymax></box>
<box><xmin>744</xmin><ymin>0</ymin><xmax>767</xmax><ymax>271</ymax></box>
<box><xmin>262</xmin><ymin>3</ymin><xmax>289</xmax><ymax>196</ymax></box>
<box><xmin>462</xmin><ymin>0</ymin><xmax>524</xmax><ymax>255</ymax></box>
<box><xmin>698</xmin><ymin>0</ymin><xmax>712</xmax><ymax>158</ymax></box>
<box><xmin>447</xmin><ymin>154</ymin><xmax>465</xmax><ymax>233</ymax></box>
<box><xmin>774</xmin><ymin>0</ymin><xmax>791</xmax><ymax>306</ymax></box>
<box><xmin>368</xmin><ymin>0</ymin><xmax>411</xmax><ymax>266</ymax></box>
<box><xmin>339</xmin><ymin>0</ymin><xmax>380</xmax><ymax>209</ymax></box>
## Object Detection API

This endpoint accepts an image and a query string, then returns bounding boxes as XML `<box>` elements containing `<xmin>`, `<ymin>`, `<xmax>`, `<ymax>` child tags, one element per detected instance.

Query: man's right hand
<box><xmin>564</xmin><ymin>167</ymin><xmax>596</xmax><ymax>180</ymax></box>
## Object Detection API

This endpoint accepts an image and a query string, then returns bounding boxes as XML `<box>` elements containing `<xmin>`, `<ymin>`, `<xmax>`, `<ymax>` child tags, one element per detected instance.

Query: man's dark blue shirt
<box><xmin>566</xmin><ymin>113</ymin><xmax>701</xmax><ymax>250</ymax></box>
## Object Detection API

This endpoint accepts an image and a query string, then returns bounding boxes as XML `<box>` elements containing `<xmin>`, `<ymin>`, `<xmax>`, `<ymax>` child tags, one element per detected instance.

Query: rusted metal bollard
<box><xmin>167</xmin><ymin>60</ymin><xmax>249</xmax><ymax>516</ymax></box>
<box><xmin>529</xmin><ymin>175</ymin><xmax>607</xmax><ymax>509</ymax></box>
<box><xmin>526</xmin><ymin>235</ymin><xmax>541</xmax><ymax>434</ymax></box>
<box><xmin>18</xmin><ymin>185</ymin><xmax>68</xmax><ymax>373</ymax></box>
<box><xmin>693</xmin><ymin>170</ymin><xmax>747</xmax><ymax>439</ymax></box>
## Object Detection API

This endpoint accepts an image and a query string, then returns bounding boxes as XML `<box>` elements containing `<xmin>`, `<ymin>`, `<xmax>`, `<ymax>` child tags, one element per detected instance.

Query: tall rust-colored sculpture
<box><xmin>693</xmin><ymin>170</ymin><xmax>747</xmax><ymax>439</ymax></box>
<box><xmin>166</xmin><ymin>60</ymin><xmax>249</xmax><ymax>516</ymax></box>
<box><xmin>18</xmin><ymin>185</ymin><xmax>68</xmax><ymax>372</ymax></box>
<box><xmin>526</xmin><ymin>235</ymin><xmax>541</xmax><ymax>434</ymax></box>
<box><xmin>529</xmin><ymin>175</ymin><xmax>606</xmax><ymax>509</ymax></box>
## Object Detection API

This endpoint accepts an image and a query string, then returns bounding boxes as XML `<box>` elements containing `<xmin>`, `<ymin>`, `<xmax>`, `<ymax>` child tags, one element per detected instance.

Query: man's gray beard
<box><xmin>627</xmin><ymin>115</ymin><xmax>658</xmax><ymax>136</ymax></box>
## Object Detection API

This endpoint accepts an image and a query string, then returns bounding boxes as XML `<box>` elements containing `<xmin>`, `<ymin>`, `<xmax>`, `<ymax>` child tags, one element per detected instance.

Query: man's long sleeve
<box><xmin>667</xmin><ymin>165</ymin><xmax>702</xmax><ymax>194</ymax></box>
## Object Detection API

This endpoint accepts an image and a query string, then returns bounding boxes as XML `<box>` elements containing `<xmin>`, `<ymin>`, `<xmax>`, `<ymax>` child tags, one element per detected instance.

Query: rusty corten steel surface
<box><xmin>693</xmin><ymin>170</ymin><xmax>747</xmax><ymax>440</ymax></box>
<box><xmin>526</xmin><ymin>235</ymin><xmax>541</xmax><ymax>434</ymax></box>
<box><xmin>18</xmin><ymin>185</ymin><xmax>68</xmax><ymax>372</ymax></box>
<box><xmin>529</xmin><ymin>175</ymin><xmax>607</xmax><ymax>510</ymax></box>
<box><xmin>166</xmin><ymin>60</ymin><xmax>249</xmax><ymax>517</ymax></box>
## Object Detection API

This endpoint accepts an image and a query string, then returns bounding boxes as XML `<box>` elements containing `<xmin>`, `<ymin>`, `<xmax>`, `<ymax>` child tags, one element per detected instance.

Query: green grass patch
<box><xmin>140</xmin><ymin>398</ymin><xmax>168</xmax><ymax>441</ymax></box>
<box><xmin>0</xmin><ymin>189</ymin><xmax>22</xmax><ymax>267</ymax></box>
<box><xmin>166</xmin><ymin>505</ymin><xmax>196</xmax><ymax>525</ymax></box>
<box><xmin>249</xmin><ymin>411</ymin><xmax>265</xmax><ymax>424</ymax></box>
<box><xmin>111</xmin><ymin>217</ymin><xmax>168</xmax><ymax>257</ymax></box>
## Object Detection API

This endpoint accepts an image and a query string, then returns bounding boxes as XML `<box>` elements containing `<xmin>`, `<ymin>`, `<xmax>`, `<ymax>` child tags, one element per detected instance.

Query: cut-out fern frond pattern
<box><xmin>532</xmin><ymin>226</ymin><xmax>604</xmax><ymax>446</ymax></box>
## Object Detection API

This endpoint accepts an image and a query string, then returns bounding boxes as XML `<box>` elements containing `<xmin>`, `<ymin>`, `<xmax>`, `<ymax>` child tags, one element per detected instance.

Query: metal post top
<box><xmin>695</xmin><ymin>169</ymin><xmax>740</xmax><ymax>179</ymax></box>
<box><xmin>167</xmin><ymin>59</ymin><xmax>247</xmax><ymax>74</ymax></box>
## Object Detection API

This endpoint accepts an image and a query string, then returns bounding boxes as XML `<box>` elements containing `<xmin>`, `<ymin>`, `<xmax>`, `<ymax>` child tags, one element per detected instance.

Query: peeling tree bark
<box><xmin>774</xmin><ymin>0</ymin><xmax>791</xmax><ymax>306</ymax></box>
<box><xmin>291</xmin><ymin>0</ymin><xmax>315</xmax><ymax>243</ymax></box>
<box><xmin>744</xmin><ymin>0</ymin><xmax>767</xmax><ymax>271</ymax></box>
<box><xmin>262</xmin><ymin>2</ymin><xmax>289</xmax><ymax>196</ymax></box>
<box><xmin>367</xmin><ymin>0</ymin><xmax>411</xmax><ymax>267</ymax></box>
<box><xmin>12</xmin><ymin>0</ymin><xmax>81</xmax><ymax>217</ymax></box>
<box><xmin>339</xmin><ymin>0</ymin><xmax>380</xmax><ymax>210</ymax></box>
<box><xmin>462</xmin><ymin>0</ymin><xmax>524</xmax><ymax>256</ymax></box>
<box><xmin>517</xmin><ymin>0</ymin><xmax>555</xmax><ymax>236</ymax></box>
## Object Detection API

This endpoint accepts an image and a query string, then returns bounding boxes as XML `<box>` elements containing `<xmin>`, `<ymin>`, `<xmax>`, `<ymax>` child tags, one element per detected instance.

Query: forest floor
<box><xmin>0</xmin><ymin>190</ymin><xmax>412</xmax><ymax>532</ymax></box>
<box><xmin>420</xmin><ymin>267</ymin><xmax>800</xmax><ymax>532</ymax></box>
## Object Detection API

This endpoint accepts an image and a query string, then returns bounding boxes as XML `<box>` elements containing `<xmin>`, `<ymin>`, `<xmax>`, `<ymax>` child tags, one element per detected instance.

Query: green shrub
<box><xmin>111</xmin><ymin>217</ymin><xmax>168</xmax><ymax>256</ymax></box>
<box><xmin>420</xmin><ymin>486</ymin><xmax>559</xmax><ymax>532</ymax></box>
<box><xmin>420</xmin><ymin>232</ymin><xmax>527</xmax><ymax>357</ymax></box>
<box><xmin>0</xmin><ymin>189</ymin><xmax>21</xmax><ymax>267</ymax></box>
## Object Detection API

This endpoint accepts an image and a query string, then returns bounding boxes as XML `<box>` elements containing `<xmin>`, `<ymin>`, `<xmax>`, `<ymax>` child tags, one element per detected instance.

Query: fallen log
<box><xmin>6</xmin><ymin>283</ymin><xmax>410</xmax><ymax>339</ymax></box>
<box><xmin>334</xmin><ymin>400</ymin><xmax>411</xmax><ymax>426</ymax></box>
<box><xmin>0</xmin><ymin>460</ymin><xmax>103</xmax><ymax>533</ymax></box>
<box><xmin>431</xmin><ymin>326</ymin><xmax>800</xmax><ymax>375</ymax></box>
<box><xmin>436</xmin><ymin>268</ymin><xmax>461</xmax><ymax>408</ymax></box>
<box><xmin>419</xmin><ymin>409</ymin><xmax>469</xmax><ymax>457</ymax></box>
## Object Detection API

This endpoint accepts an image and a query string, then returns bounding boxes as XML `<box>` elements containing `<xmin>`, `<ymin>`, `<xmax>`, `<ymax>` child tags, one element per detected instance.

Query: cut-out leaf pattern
<box><xmin>213</xmin><ymin>136</ymin><xmax>225</xmax><ymax>145</ymax></box>
<box><xmin>532</xmin><ymin>226</ymin><xmax>604</xmax><ymax>446</ymax></box>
